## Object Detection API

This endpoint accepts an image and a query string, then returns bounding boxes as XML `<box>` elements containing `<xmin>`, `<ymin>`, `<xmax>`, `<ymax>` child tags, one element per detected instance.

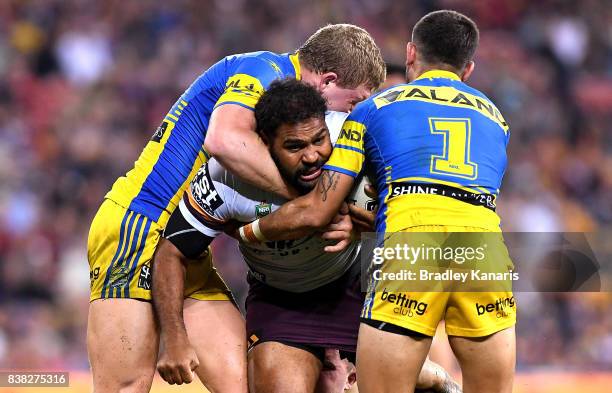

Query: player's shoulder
<box><xmin>225</xmin><ymin>51</ymin><xmax>294</xmax><ymax>79</ymax></box>
<box><xmin>325</xmin><ymin>111</ymin><xmax>349</xmax><ymax>143</ymax></box>
<box><xmin>345</xmin><ymin>88</ymin><xmax>389</xmax><ymax>125</ymax></box>
<box><xmin>455</xmin><ymin>81</ymin><xmax>498</xmax><ymax>107</ymax></box>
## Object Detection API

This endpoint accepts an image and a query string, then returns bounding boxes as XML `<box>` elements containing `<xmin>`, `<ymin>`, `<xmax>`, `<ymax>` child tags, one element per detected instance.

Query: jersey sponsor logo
<box><xmin>225</xmin><ymin>74</ymin><xmax>263</xmax><ymax>95</ymax></box>
<box><xmin>380</xmin><ymin>288</ymin><xmax>428</xmax><ymax>316</ymax></box>
<box><xmin>373</xmin><ymin>85</ymin><xmax>508</xmax><ymax>132</ymax></box>
<box><xmin>249</xmin><ymin>269</ymin><xmax>266</xmax><ymax>283</ymax></box>
<box><xmin>215</xmin><ymin>74</ymin><xmax>266</xmax><ymax>109</ymax></box>
<box><xmin>388</xmin><ymin>182</ymin><xmax>496</xmax><ymax>210</ymax></box>
<box><xmin>339</xmin><ymin>128</ymin><xmax>362</xmax><ymax>143</ymax></box>
<box><xmin>151</xmin><ymin>121</ymin><xmax>168</xmax><ymax>142</ymax></box>
<box><xmin>255</xmin><ymin>201</ymin><xmax>272</xmax><ymax>218</ymax></box>
<box><xmin>475</xmin><ymin>296</ymin><xmax>515</xmax><ymax>318</ymax></box>
<box><xmin>89</xmin><ymin>267</ymin><xmax>100</xmax><ymax>288</ymax></box>
<box><xmin>190</xmin><ymin>165</ymin><xmax>223</xmax><ymax>215</ymax></box>
<box><xmin>138</xmin><ymin>263</ymin><xmax>151</xmax><ymax>290</ymax></box>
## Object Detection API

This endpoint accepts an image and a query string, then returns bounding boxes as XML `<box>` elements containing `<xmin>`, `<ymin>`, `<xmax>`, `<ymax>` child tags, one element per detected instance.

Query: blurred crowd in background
<box><xmin>0</xmin><ymin>0</ymin><xmax>610</xmax><ymax>372</ymax></box>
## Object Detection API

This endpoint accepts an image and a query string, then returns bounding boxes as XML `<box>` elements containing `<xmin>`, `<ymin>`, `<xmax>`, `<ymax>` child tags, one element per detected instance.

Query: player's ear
<box><xmin>320</xmin><ymin>72</ymin><xmax>338</xmax><ymax>89</ymax></box>
<box><xmin>345</xmin><ymin>369</ymin><xmax>357</xmax><ymax>390</ymax></box>
<box><xmin>406</xmin><ymin>42</ymin><xmax>417</xmax><ymax>67</ymax></box>
<box><xmin>461</xmin><ymin>61</ymin><xmax>475</xmax><ymax>82</ymax></box>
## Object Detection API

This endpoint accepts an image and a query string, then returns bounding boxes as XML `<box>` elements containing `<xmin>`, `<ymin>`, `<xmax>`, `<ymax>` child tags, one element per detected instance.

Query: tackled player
<box><xmin>237</xmin><ymin>10</ymin><xmax>516</xmax><ymax>393</ymax></box>
<box><xmin>87</xmin><ymin>25</ymin><xmax>385</xmax><ymax>393</ymax></box>
<box><xmin>153</xmin><ymin>79</ymin><xmax>459</xmax><ymax>393</ymax></box>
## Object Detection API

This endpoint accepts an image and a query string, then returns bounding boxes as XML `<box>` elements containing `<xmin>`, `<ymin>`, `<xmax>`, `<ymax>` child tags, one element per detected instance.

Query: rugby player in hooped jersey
<box><xmin>238</xmin><ymin>11</ymin><xmax>516</xmax><ymax>393</ymax></box>
<box><xmin>153</xmin><ymin>79</ymin><xmax>459</xmax><ymax>393</ymax></box>
<box><xmin>86</xmin><ymin>24</ymin><xmax>385</xmax><ymax>393</ymax></box>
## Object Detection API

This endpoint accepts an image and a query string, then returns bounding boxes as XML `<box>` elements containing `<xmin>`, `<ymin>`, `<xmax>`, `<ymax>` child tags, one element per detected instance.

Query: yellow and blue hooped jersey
<box><xmin>105</xmin><ymin>51</ymin><xmax>301</xmax><ymax>225</ymax></box>
<box><xmin>323</xmin><ymin>70</ymin><xmax>510</xmax><ymax>232</ymax></box>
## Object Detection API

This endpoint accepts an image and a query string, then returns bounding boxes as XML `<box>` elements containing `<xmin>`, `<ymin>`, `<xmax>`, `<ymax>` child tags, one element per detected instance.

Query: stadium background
<box><xmin>0</xmin><ymin>0</ymin><xmax>610</xmax><ymax>392</ymax></box>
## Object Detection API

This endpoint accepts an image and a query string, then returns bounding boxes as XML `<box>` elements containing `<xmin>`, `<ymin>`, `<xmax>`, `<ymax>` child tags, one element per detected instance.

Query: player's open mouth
<box><xmin>300</xmin><ymin>168</ymin><xmax>322</xmax><ymax>181</ymax></box>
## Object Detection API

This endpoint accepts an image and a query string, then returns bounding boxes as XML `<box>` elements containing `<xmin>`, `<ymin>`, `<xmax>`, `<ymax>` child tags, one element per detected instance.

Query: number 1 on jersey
<box><xmin>429</xmin><ymin>117</ymin><xmax>477</xmax><ymax>180</ymax></box>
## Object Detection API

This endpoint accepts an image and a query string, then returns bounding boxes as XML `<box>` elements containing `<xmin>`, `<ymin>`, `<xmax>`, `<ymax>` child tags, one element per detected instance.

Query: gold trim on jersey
<box><xmin>289</xmin><ymin>53</ymin><xmax>301</xmax><ymax>80</ymax></box>
<box><xmin>415</xmin><ymin>70</ymin><xmax>461</xmax><ymax>81</ymax></box>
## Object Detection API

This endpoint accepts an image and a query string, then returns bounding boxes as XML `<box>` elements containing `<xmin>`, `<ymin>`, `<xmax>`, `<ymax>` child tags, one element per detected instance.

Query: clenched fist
<box><xmin>157</xmin><ymin>335</ymin><xmax>200</xmax><ymax>385</ymax></box>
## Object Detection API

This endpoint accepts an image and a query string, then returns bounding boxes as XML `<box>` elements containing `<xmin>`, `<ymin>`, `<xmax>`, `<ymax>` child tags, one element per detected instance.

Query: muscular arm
<box><xmin>256</xmin><ymin>170</ymin><xmax>355</xmax><ymax>240</ymax></box>
<box><xmin>204</xmin><ymin>104</ymin><xmax>297</xmax><ymax>199</ymax></box>
<box><xmin>152</xmin><ymin>239</ymin><xmax>192</xmax><ymax>342</ymax></box>
<box><xmin>152</xmin><ymin>210</ymin><xmax>215</xmax><ymax>384</ymax></box>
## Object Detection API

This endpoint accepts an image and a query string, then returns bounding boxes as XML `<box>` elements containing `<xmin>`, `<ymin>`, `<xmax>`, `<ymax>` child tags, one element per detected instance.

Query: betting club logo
<box><xmin>380</xmin><ymin>289</ymin><xmax>428</xmax><ymax>317</ymax></box>
<box><xmin>475</xmin><ymin>296</ymin><xmax>515</xmax><ymax>318</ymax></box>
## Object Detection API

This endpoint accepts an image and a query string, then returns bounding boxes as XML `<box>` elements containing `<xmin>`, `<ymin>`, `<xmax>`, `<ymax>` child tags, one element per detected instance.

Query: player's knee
<box><xmin>92</xmin><ymin>372</ymin><xmax>154</xmax><ymax>393</ymax></box>
<box><xmin>249</xmin><ymin>349</ymin><xmax>279</xmax><ymax>380</ymax></box>
<box><xmin>211</xmin><ymin>357</ymin><xmax>247</xmax><ymax>392</ymax></box>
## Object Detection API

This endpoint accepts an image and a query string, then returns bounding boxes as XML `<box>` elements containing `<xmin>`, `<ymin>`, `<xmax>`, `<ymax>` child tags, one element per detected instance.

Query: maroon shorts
<box><xmin>245</xmin><ymin>262</ymin><xmax>363</xmax><ymax>355</ymax></box>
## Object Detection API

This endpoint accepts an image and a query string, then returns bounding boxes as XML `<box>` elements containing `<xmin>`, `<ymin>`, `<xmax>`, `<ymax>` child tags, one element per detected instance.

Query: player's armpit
<box><xmin>204</xmin><ymin>104</ymin><xmax>297</xmax><ymax>199</ymax></box>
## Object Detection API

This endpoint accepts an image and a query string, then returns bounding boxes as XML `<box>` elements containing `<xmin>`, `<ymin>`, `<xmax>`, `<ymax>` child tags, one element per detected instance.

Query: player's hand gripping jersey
<box><xmin>323</xmin><ymin>70</ymin><xmax>509</xmax><ymax>232</ymax></box>
<box><xmin>107</xmin><ymin>52</ymin><xmax>301</xmax><ymax>224</ymax></box>
<box><xmin>167</xmin><ymin>112</ymin><xmax>361</xmax><ymax>292</ymax></box>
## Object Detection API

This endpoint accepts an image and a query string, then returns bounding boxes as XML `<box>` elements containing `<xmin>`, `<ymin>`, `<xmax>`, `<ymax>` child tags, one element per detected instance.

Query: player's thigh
<box><xmin>248</xmin><ymin>341</ymin><xmax>323</xmax><ymax>393</ymax></box>
<box><xmin>87</xmin><ymin>299</ymin><xmax>159</xmax><ymax>393</ymax></box>
<box><xmin>356</xmin><ymin>322</ymin><xmax>432</xmax><ymax>393</ymax></box>
<box><xmin>88</xmin><ymin>201</ymin><xmax>160</xmax><ymax>301</ymax></box>
<box><xmin>183</xmin><ymin>298</ymin><xmax>247</xmax><ymax>393</ymax></box>
<box><xmin>449</xmin><ymin>326</ymin><xmax>515</xmax><ymax>393</ymax></box>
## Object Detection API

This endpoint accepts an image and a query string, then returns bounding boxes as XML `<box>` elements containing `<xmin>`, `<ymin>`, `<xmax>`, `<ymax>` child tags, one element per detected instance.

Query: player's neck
<box><xmin>414</xmin><ymin>63</ymin><xmax>461</xmax><ymax>79</ymax></box>
<box><xmin>299</xmin><ymin>62</ymin><xmax>320</xmax><ymax>86</ymax></box>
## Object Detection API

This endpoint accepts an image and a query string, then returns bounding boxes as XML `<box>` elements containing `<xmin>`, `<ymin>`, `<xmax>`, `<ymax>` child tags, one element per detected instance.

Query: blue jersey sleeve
<box><xmin>214</xmin><ymin>56</ymin><xmax>285</xmax><ymax>110</ymax></box>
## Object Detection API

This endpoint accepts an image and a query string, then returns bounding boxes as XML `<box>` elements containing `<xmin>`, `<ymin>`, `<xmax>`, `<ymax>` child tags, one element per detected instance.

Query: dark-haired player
<box><xmin>237</xmin><ymin>10</ymin><xmax>515</xmax><ymax>393</ymax></box>
<box><xmin>153</xmin><ymin>79</ymin><xmax>458</xmax><ymax>393</ymax></box>
<box><xmin>87</xmin><ymin>25</ymin><xmax>385</xmax><ymax>392</ymax></box>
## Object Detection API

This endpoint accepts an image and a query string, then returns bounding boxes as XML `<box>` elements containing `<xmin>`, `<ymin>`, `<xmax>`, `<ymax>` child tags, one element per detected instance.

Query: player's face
<box><xmin>269</xmin><ymin>117</ymin><xmax>332</xmax><ymax>194</ymax></box>
<box><xmin>322</xmin><ymin>83</ymin><xmax>372</xmax><ymax>112</ymax></box>
<box><xmin>316</xmin><ymin>349</ymin><xmax>357</xmax><ymax>392</ymax></box>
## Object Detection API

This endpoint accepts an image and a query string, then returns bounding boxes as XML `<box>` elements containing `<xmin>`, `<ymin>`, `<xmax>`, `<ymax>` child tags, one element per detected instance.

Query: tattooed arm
<box><xmin>252</xmin><ymin>170</ymin><xmax>356</xmax><ymax>241</ymax></box>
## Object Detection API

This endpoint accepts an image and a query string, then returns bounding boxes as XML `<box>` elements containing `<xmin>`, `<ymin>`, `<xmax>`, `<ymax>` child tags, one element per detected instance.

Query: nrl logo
<box><xmin>255</xmin><ymin>201</ymin><xmax>272</xmax><ymax>218</ymax></box>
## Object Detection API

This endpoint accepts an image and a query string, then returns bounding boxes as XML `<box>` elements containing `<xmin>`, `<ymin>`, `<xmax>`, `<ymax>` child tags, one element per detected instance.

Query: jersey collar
<box><xmin>289</xmin><ymin>52</ymin><xmax>301</xmax><ymax>80</ymax></box>
<box><xmin>415</xmin><ymin>70</ymin><xmax>461</xmax><ymax>81</ymax></box>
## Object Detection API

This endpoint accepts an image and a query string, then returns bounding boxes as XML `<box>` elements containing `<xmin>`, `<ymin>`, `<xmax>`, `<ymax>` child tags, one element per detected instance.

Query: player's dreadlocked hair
<box><xmin>255</xmin><ymin>78</ymin><xmax>327</xmax><ymax>140</ymax></box>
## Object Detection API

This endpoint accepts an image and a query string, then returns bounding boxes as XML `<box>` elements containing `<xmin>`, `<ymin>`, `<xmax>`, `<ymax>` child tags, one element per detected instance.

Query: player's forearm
<box><xmin>152</xmin><ymin>241</ymin><xmax>189</xmax><ymax>341</ymax></box>
<box><xmin>205</xmin><ymin>104</ymin><xmax>297</xmax><ymax>199</ymax></box>
<box><xmin>259</xmin><ymin>194</ymin><xmax>329</xmax><ymax>240</ymax></box>
<box><xmin>210</xmin><ymin>133</ymin><xmax>296</xmax><ymax>199</ymax></box>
